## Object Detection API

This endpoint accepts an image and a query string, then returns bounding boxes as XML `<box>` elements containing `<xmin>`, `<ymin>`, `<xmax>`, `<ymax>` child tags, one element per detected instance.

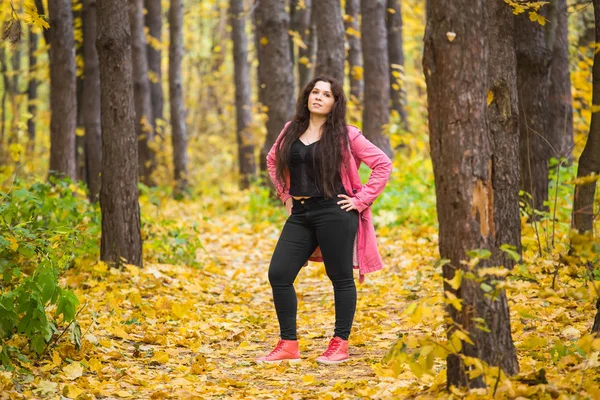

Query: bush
<box><xmin>0</xmin><ymin>178</ymin><xmax>99</xmax><ymax>368</ymax></box>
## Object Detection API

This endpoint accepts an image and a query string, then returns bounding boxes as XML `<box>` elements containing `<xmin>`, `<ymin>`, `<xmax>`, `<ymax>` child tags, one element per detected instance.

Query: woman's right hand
<box><xmin>285</xmin><ymin>198</ymin><xmax>293</xmax><ymax>215</ymax></box>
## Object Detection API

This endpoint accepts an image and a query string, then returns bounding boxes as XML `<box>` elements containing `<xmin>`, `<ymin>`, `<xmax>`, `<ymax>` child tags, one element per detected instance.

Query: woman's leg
<box><xmin>268</xmin><ymin>212</ymin><xmax>318</xmax><ymax>340</ymax></box>
<box><xmin>313</xmin><ymin>204</ymin><xmax>359</xmax><ymax>340</ymax></box>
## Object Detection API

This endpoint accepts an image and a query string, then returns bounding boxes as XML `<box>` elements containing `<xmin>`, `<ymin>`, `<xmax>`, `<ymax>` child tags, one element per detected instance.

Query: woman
<box><xmin>257</xmin><ymin>76</ymin><xmax>392</xmax><ymax>365</ymax></box>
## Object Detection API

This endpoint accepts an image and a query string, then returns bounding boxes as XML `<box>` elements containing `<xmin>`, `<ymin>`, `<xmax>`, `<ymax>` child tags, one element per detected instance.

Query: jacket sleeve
<box><xmin>349</xmin><ymin>131</ymin><xmax>393</xmax><ymax>213</ymax></box>
<box><xmin>266</xmin><ymin>122</ymin><xmax>292</xmax><ymax>204</ymax></box>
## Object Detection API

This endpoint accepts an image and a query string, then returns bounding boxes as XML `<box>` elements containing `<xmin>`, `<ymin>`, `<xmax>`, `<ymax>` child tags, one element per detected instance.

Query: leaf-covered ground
<box><xmin>2</xmin><ymin>190</ymin><xmax>600</xmax><ymax>399</ymax></box>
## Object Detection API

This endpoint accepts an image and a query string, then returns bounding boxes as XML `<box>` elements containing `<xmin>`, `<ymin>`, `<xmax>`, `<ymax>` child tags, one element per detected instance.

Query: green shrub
<box><xmin>0</xmin><ymin>178</ymin><xmax>99</xmax><ymax>368</ymax></box>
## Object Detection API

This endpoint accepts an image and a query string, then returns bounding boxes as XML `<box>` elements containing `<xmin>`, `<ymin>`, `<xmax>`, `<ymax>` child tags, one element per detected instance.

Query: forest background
<box><xmin>0</xmin><ymin>0</ymin><xmax>600</xmax><ymax>398</ymax></box>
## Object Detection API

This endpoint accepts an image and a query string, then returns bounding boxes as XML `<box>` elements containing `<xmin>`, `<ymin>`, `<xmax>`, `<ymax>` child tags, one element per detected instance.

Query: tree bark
<box><xmin>27</xmin><ymin>28</ymin><xmax>38</xmax><ymax>154</ymax></box>
<box><xmin>97</xmin><ymin>0</ymin><xmax>143</xmax><ymax>267</ymax></box>
<box><xmin>361</xmin><ymin>0</ymin><xmax>392</xmax><ymax>158</ymax></box>
<box><xmin>255</xmin><ymin>0</ymin><xmax>295</xmax><ymax>173</ymax></box>
<box><xmin>313</xmin><ymin>0</ymin><xmax>345</xmax><ymax>84</ymax></box>
<box><xmin>488</xmin><ymin>0</ymin><xmax>522</xmax><ymax>274</ymax></box>
<box><xmin>48</xmin><ymin>0</ymin><xmax>77</xmax><ymax>180</ymax></box>
<box><xmin>548</xmin><ymin>0</ymin><xmax>574</xmax><ymax>162</ymax></box>
<box><xmin>345</xmin><ymin>0</ymin><xmax>363</xmax><ymax>103</ymax></box>
<box><xmin>387</xmin><ymin>0</ymin><xmax>409</xmax><ymax>131</ymax></box>
<box><xmin>231</xmin><ymin>0</ymin><xmax>257</xmax><ymax>189</ymax></box>
<box><xmin>423</xmin><ymin>0</ymin><xmax>519</xmax><ymax>387</ymax></box>
<box><xmin>515</xmin><ymin>7</ymin><xmax>553</xmax><ymax>213</ymax></box>
<box><xmin>129</xmin><ymin>0</ymin><xmax>156</xmax><ymax>186</ymax></box>
<box><xmin>83</xmin><ymin>0</ymin><xmax>102</xmax><ymax>203</ymax></box>
<box><xmin>145</xmin><ymin>0</ymin><xmax>163</xmax><ymax>128</ymax></box>
<box><xmin>169</xmin><ymin>0</ymin><xmax>189</xmax><ymax>195</ymax></box>
<box><xmin>573</xmin><ymin>0</ymin><xmax>600</xmax><ymax>236</ymax></box>
<box><xmin>292</xmin><ymin>0</ymin><xmax>313</xmax><ymax>91</ymax></box>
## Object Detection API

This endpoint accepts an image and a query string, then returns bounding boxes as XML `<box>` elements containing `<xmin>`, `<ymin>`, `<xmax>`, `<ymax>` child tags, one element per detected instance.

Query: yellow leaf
<box><xmin>260</xmin><ymin>37</ymin><xmax>269</xmax><ymax>46</ymax></box>
<box><xmin>116</xmin><ymin>390</ymin><xmax>132</xmax><ymax>398</ymax></box>
<box><xmin>110</xmin><ymin>326</ymin><xmax>131</xmax><ymax>340</ymax></box>
<box><xmin>444</xmin><ymin>270</ymin><xmax>462</xmax><ymax>290</ymax></box>
<box><xmin>444</xmin><ymin>291</ymin><xmax>463</xmax><ymax>311</ymax></box>
<box><xmin>150</xmin><ymin>351</ymin><xmax>169</xmax><ymax>364</ymax></box>
<box><xmin>302</xmin><ymin>375</ymin><xmax>315</xmax><ymax>384</ymax></box>
<box><xmin>89</xmin><ymin>358</ymin><xmax>102</xmax><ymax>373</ymax></box>
<box><xmin>171</xmin><ymin>302</ymin><xmax>188</xmax><ymax>319</ymax></box>
<box><xmin>8</xmin><ymin>237</ymin><xmax>18</xmax><ymax>251</ymax></box>
<box><xmin>487</xmin><ymin>90</ymin><xmax>494</xmax><ymax>106</ymax></box>
<box><xmin>52</xmin><ymin>350</ymin><xmax>62</xmax><ymax>367</ymax></box>
<box><xmin>63</xmin><ymin>384</ymin><xmax>84</xmax><ymax>398</ymax></box>
<box><xmin>62</xmin><ymin>362</ymin><xmax>83</xmax><ymax>380</ymax></box>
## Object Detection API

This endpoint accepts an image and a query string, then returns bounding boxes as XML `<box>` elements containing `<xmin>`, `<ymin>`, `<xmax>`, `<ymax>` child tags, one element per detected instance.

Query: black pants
<box><xmin>268</xmin><ymin>194</ymin><xmax>359</xmax><ymax>341</ymax></box>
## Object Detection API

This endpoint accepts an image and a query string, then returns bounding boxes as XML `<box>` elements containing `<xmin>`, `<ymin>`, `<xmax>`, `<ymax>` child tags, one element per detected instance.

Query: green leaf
<box><xmin>480</xmin><ymin>282</ymin><xmax>493</xmax><ymax>293</ymax></box>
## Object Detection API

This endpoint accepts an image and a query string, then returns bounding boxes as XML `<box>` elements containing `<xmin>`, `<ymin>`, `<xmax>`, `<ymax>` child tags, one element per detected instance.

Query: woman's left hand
<box><xmin>337</xmin><ymin>194</ymin><xmax>358</xmax><ymax>212</ymax></box>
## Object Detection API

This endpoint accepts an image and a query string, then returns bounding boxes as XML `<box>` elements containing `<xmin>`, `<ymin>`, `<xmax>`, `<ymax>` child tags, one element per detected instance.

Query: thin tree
<box><xmin>231</xmin><ymin>0</ymin><xmax>256</xmax><ymax>189</ymax></box>
<box><xmin>313</xmin><ymin>0</ymin><xmax>345</xmax><ymax>84</ymax></box>
<box><xmin>129</xmin><ymin>0</ymin><xmax>156</xmax><ymax>186</ymax></box>
<box><xmin>97</xmin><ymin>0</ymin><xmax>143</xmax><ymax>267</ymax></box>
<box><xmin>387</xmin><ymin>0</ymin><xmax>409</xmax><ymax>131</ymax></box>
<box><xmin>575</xmin><ymin>0</ymin><xmax>600</xmax><ymax>334</ymax></box>
<box><xmin>169</xmin><ymin>0</ymin><xmax>189</xmax><ymax>195</ymax></box>
<box><xmin>291</xmin><ymin>0</ymin><xmax>313</xmax><ymax>91</ymax></box>
<box><xmin>27</xmin><ymin>28</ymin><xmax>38</xmax><ymax>155</ymax></box>
<box><xmin>548</xmin><ymin>0</ymin><xmax>574</xmax><ymax>162</ymax></box>
<box><xmin>345</xmin><ymin>0</ymin><xmax>363</xmax><ymax>103</ymax></box>
<box><xmin>361</xmin><ymin>0</ymin><xmax>392</xmax><ymax>158</ymax></box>
<box><xmin>145</xmin><ymin>0</ymin><xmax>163</xmax><ymax>128</ymax></box>
<box><xmin>48</xmin><ymin>0</ymin><xmax>77</xmax><ymax>179</ymax></box>
<box><xmin>515</xmin><ymin>6</ymin><xmax>553</xmax><ymax>213</ymax></box>
<box><xmin>423</xmin><ymin>0</ymin><xmax>519</xmax><ymax>387</ymax></box>
<box><xmin>255</xmin><ymin>0</ymin><xmax>295</xmax><ymax>173</ymax></box>
<box><xmin>82</xmin><ymin>0</ymin><xmax>102</xmax><ymax>202</ymax></box>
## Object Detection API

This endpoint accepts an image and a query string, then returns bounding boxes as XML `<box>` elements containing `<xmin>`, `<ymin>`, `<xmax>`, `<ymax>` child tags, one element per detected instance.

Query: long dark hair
<box><xmin>275</xmin><ymin>75</ymin><xmax>349</xmax><ymax>199</ymax></box>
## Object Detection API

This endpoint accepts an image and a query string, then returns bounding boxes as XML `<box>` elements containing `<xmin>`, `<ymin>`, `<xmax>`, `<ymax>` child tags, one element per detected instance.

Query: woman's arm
<box><xmin>266</xmin><ymin>122</ymin><xmax>292</xmax><ymax>204</ymax></box>
<box><xmin>349</xmin><ymin>131</ymin><xmax>393</xmax><ymax>213</ymax></box>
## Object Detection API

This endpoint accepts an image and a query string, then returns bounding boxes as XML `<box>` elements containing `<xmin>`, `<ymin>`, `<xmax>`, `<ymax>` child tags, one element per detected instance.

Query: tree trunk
<box><xmin>48</xmin><ymin>0</ymin><xmax>77</xmax><ymax>180</ymax></box>
<box><xmin>169</xmin><ymin>0</ymin><xmax>189</xmax><ymax>195</ymax></box>
<box><xmin>292</xmin><ymin>0</ymin><xmax>313</xmax><ymax>91</ymax></box>
<box><xmin>573</xmin><ymin>0</ymin><xmax>600</xmax><ymax>236</ymax></box>
<box><xmin>83</xmin><ymin>0</ymin><xmax>102</xmax><ymax>203</ymax></box>
<box><xmin>313</xmin><ymin>0</ymin><xmax>345</xmax><ymax>84</ymax></box>
<box><xmin>97</xmin><ymin>0</ymin><xmax>143</xmax><ymax>267</ymax></box>
<box><xmin>361</xmin><ymin>0</ymin><xmax>392</xmax><ymax>158</ymax></box>
<box><xmin>255</xmin><ymin>0</ymin><xmax>295</xmax><ymax>173</ymax></box>
<box><xmin>423</xmin><ymin>0</ymin><xmax>519</xmax><ymax>387</ymax></box>
<box><xmin>488</xmin><ymin>0</ymin><xmax>522</xmax><ymax>273</ymax></box>
<box><xmin>145</xmin><ymin>0</ymin><xmax>163</xmax><ymax>128</ymax></box>
<box><xmin>231</xmin><ymin>0</ymin><xmax>257</xmax><ymax>189</ymax></box>
<box><xmin>27</xmin><ymin>28</ymin><xmax>38</xmax><ymax>155</ymax></box>
<box><xmin>345</xmin><ymin>0</ymin><xmax>363</xmax><ymax>103</ymax></box>
<box><xmin>515</xmin><ymin>7</ymin><xmax>553</xmax><ymax>213</ymax></box>
<box><xmin>129</xmin><ymin>0</ymin><xmax>156</xmax><ymax>186</ymax></box>
<box><xmin>548</xmin><ymin>0</ymin><xmax>574</xmax><ymax>162</ymax></box>
<box><xmin>387</xmin><ymin>0</ymin><xmax>409</xmax><ymax>131</ymax></box>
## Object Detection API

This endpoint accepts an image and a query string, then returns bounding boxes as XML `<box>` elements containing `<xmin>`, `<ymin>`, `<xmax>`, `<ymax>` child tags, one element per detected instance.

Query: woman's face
<box><xmin>307</xmin><ymin>81</ymin><xmax>335</xmax><ymax>116</ymax></box>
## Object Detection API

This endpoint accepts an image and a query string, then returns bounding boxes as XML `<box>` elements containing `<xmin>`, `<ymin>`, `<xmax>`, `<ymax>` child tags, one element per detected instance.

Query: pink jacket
<box><xmin>266</xmin><ymin>122</ymin><xmax>393</xmax><ymax>281</ymax></box>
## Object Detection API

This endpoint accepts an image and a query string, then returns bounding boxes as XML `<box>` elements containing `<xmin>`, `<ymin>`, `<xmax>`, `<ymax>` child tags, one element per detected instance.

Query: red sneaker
<box><xmin>255</xmin><ymin>339</ymin><xmax>301</xmax><ymax>364</ymax></box>
<box><xmin>316</xmin><ymin>337</ymin><xmax>349</xmax><ymax>365</ymax></box>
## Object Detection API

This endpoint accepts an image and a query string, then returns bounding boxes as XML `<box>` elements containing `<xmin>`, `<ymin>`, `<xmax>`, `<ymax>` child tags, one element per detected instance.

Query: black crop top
<box><xmin>288</xmin><ymin>139</ymin><xmax>342</xmax><ymax>197</ymax></box>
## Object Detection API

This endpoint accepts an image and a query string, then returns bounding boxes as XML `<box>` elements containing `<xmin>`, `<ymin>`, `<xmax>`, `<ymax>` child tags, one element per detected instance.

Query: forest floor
<box><xmin>2</xmin><ymin>195</ymin><xmax>600</xmax><ymax>399</ymax></box>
